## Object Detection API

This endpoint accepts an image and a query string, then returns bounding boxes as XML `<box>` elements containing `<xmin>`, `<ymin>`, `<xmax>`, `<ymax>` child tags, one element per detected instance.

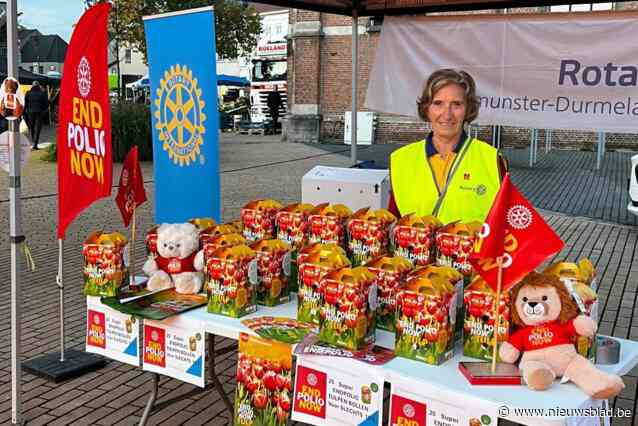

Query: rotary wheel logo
<box><xmin>77</xmin><ymin>57</ymin><xmax>91</xmax><ymax>98</ymax></box>
<box><xmin>307</xmin><ymin>373</ymin><xmax>318</xmax><ymax>386</ymax></box>
<box><xmin>507</xmin><ymin>205</ymin><xmax>533</xmax><ymax>230</ymax></box>
<box><xmin>154</xmin><ymin>64</ymin><xmax>206</xmax><ymax>166</ymax></box>
<box><xmin>402</xmin><ymin>403</ymin><xmax>415</xmax><ymax>418</ymax></box>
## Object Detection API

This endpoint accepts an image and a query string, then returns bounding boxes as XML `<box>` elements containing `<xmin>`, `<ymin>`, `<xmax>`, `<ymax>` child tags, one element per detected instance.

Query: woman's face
<box><xmin>425</xmin><ymin>83</ymin><xmax>466</xmax><ymax>141</ymax></box>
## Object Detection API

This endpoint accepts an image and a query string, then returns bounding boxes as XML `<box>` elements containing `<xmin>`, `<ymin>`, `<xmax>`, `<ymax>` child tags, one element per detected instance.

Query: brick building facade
<box><xmin>284</xmin><ymin>2</ymin><xmax>638</xmax><ymax>150</ymax></box>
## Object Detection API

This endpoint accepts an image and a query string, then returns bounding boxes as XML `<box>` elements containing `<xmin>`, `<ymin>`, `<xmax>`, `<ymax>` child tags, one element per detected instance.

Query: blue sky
<box><xmin>20</xmin><ymin>0</ymin><xmax>85</xmax><ymax>42</ymax></box>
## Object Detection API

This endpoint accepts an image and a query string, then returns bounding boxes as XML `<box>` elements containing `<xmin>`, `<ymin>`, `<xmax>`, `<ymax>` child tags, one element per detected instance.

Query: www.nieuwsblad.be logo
<box><xmin>154</xmin><ymin>64</ymin><xmax>206</xmax><ymax>167</ymax></box>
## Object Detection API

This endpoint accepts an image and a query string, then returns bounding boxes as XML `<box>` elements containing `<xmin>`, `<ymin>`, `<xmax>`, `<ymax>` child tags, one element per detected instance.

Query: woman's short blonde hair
<box><xmin>417</xmin><ymin>69</ymin><xmax>480</xmax><ymax>123</ymax></box>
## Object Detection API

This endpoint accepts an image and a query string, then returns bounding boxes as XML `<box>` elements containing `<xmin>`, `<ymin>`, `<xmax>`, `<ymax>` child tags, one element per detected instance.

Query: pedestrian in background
<box><xmin>25</xmin><ymin>81</ymin><xmax>49</xmax><ymax>150</ymax></box>
<box><xmin>267</xmin><ymin>85</ymin><xmax>282</xmax><ymax>132</ymax></box>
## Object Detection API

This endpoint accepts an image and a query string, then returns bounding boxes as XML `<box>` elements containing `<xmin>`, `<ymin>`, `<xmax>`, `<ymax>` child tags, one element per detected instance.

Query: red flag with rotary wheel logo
<box><xmin>469</xmin><ymin>174</ymin><xmax>564</xmax><ymax>292</ymax></box>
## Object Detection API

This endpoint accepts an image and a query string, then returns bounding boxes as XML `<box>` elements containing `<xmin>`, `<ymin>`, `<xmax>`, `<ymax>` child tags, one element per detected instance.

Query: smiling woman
<box><xmin>388</xmin><ymin>69</ymin><xmax>507</xmax><ymax>224</ymax></box>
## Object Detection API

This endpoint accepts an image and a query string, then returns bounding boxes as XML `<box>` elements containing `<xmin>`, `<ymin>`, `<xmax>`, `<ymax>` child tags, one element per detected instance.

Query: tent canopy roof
<box><xmin>248</xmin><ymin>0</ymin><xmax>615</xmax><ymax>16</ymax></box>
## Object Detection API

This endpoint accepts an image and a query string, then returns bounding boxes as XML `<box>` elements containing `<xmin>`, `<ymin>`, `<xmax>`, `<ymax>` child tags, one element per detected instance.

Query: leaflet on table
<box><xmin>389</xmin><ymin>373</ymin><xmax>498</xmax><ymax>426</ymax></box>
<box><xmin>294</xmin><ymin>333</ymin><xmax>395</xmax><ymax>366</ymax></box>
<box><xmin>86</xmin><ymin>298</ymin><xmax>140</xmax><ymax>366</ymax></box>
<box><xmin>241</xmin><ymin>316</ymin><xmax>315</xmax><ymax>344</ymax></box>
<box><xmin>291</xmin><ymin>355</ymin><xmax>384</xmax><ymax>426</ymax></box>
<box><xmin>142</xmin><ymin>318</ymin><xmax>206</xmax><ymax>387</ymax></box>
<box><xmin>101</xmin><ymin>289</ymin><xmax>208</xmax><ymax>320</ymax></box>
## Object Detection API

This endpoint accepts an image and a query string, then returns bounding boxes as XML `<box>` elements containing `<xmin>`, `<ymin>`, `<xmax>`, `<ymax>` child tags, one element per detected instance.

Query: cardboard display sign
<box><xmin>389</xmin><ymin>373</ymin><xmax>498</xmax><ymax>426</ymax></box>
<box><xmin>234</xmin><ymin>333</ymin><xmax>293</xmax><ymax>426</ymax></box>
<box><xmin>142</xmin><ymin>319</ymin><xmax>205</xmax><ymax>387</ymax></box>
<box><xmin>292</xmin><ymin>355</ymin><xmax>383</xmax><ymax>426</ymax></box>
<box><xmin>86</xmin><ymin>298</ymin><xmax>139</xmax><ymax>366</ymax></box>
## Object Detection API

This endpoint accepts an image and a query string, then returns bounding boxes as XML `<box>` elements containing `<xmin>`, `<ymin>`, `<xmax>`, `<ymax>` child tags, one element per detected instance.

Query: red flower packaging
<box><xmin>83</xmin><ymin>231</ymin><xmax>128</xmax><ymax>297</ymax></box>
<box><xmin>463</xmin><ymin>276</ymin><xmax>511</xmax><ymax>361</ymax></box>
<box><xmin>250</xmin><ymin>239</ymin><xmax>292</xmax><ymax>306</ymax></box>
<box><xmin>241</xmin><ymin>199</ymin><xmax>283</xmax><ymax>242</ymax></box>
<box><xmin>146</xmin><ymin>225</ymin><xmax>159</xmax><ymax>256</ymax></box>
<box><xmin>307</xmin><ymin>203</ymin><xmax>352</xmax><ymax>246</ymax></box>
<box><xmin>394</xmin><ymin>270</ymin><xmax>458</xmax><ymax>365</ymax></box>
<box><xmin>297</xmin><ymin>244</ymin><xmax>351</xmax><ymax>326</ymax></box>
<box><xmin>543</xmin><ymin>259</ymin><xmax>598</xmax><ymax>361</ymax></box>
<box><xmin>391</xmin><ymin>214</ymin><xmax>442</xmax><ymax>266</ymax></box>
<box><xmin>318</xmin><ymin>266</ymin><xmax>377</xmax><ymax>350</ymax></box>
<box><xmin>435</xmin><ymin>221</ymin><xmax>481</xmax><ymax>284</ymax></box>
<box><xmin>275</xmin><ymin>203</ymin><xmax>314</xmax><ymax>292</ymax></box>
<box><xmin>235</xmin><ymin>333</ymin><xmax>293</xmax><ymax>426</ymax></box>
<box><xmin>366</xmin><ymin>256</ymin><xmax>413</xmax><ymax>332</ymax></box>
<box><xmin>199</xmin><ymin>223</ymin><xmax>241</xmax><ymax>247</ymax></box>
<box><xmin>346</xmin><ymin>208</ymin><xmax>397</xmax><ymax>266</ymax></box>
<box><xmin>206</xmin><ymin>244</ymin><xmax>258</xmax><ymax>318</ymax></box>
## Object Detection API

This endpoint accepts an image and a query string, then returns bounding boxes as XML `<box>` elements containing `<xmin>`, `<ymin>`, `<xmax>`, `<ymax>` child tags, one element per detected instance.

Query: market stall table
<box><xmin>153</xmin><ymin>298</ymin><xmax>638</xmax><ymax>426</ymax></box>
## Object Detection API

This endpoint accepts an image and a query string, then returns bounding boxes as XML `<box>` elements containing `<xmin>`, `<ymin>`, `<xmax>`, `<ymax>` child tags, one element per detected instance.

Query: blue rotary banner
<box><xmin>144</xmin><ymin>7</ymin><xmax>220</xmax><ymax>223</ymax></box>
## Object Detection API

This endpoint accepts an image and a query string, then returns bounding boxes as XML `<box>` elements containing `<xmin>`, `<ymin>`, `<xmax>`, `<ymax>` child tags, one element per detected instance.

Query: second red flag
<box><xmin>115</xmin><ymin>146</ymin><xmax>147</xmax><ymax>227</ymax></box>
<box><xmin>470</xmin><ymin>174</ymin><xmax>564</xmax><ymax>292</ymax></box>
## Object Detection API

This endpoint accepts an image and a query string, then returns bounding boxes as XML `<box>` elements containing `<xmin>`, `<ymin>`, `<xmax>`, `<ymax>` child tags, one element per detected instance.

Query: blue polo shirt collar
<box><xmin>426</xmin><ymin>131</ymin><xmax>468</xmax><ymax>157</ymax></box>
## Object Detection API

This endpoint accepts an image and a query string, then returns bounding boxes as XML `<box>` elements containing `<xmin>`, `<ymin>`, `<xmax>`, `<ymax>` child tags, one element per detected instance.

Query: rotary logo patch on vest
<box><xmin>154</xmin><ymin>64</ymin><xmax>206</xmax><ymax>166</ymax></box>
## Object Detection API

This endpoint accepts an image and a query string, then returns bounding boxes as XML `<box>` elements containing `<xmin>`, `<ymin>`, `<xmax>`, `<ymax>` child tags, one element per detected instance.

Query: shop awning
<box><xmin>247</xmin><ymin>0</ymin><xmax>615</xmax><ymax>16</ymax></box>
<box><xmin>218</xmin><ymin>74</ymin><xmax>250</xmax><ymax>87</ymax></box>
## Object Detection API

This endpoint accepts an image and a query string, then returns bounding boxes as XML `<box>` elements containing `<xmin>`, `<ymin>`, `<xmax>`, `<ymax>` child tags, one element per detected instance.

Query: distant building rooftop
<box><xmin>21</xmin><ymin>34</ymin><xmax>67</xmax><ymax>63</ymax></box>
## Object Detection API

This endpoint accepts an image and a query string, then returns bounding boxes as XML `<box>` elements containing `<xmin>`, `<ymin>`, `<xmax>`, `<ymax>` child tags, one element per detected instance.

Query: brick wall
<box><xmin>289</xmin><ymin>4</ymin><xmax>638</xmax><ymax>150</ymax></box>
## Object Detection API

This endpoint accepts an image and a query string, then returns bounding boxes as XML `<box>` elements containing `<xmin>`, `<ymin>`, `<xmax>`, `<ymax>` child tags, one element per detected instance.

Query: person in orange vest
<box><xmin>388</xmin><ymin>69</ymin><xmax>507</xmax><ymax>224</ymax></box>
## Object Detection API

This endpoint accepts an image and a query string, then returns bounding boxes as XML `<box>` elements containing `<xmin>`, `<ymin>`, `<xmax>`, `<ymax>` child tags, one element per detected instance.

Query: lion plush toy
<box><xmin>143</xmin><ymin>223</ymin><xmax>204</xmax><ymax>294</ymax></box>
<box><xmin>499</xmin><ymin>272</ymin><xmax>624</xmax><ymax>399</ymax></box>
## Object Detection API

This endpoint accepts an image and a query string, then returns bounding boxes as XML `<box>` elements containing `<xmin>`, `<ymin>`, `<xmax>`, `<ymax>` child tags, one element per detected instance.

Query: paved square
<box><xmin>0</xmin><ymin>130</ymin><xmax>636</xmax><ymax>425</ymax></box>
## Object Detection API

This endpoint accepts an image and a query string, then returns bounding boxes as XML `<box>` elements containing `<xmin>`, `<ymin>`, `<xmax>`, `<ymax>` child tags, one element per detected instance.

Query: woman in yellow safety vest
<box><xmin>388</xmin><ymin>69</ymin><xmax>507</xmax><ymax>224</ymax></box>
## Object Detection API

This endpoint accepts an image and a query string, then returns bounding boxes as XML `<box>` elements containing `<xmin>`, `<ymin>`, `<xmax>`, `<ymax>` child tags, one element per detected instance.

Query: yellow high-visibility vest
<box><xmin>390</xmin><ymin>138</ymin><xmax>501</xmax><ymax>224</ymax></box>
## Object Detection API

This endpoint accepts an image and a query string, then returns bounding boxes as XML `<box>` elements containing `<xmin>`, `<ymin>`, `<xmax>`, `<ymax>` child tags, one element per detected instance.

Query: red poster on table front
<box><xmin>57</xmin><ymin>2</ymin><xmax>112</xmax><ymax>238</ymax></box>
<box><xmin>143</xmin><ymin>324</ymin><xmax>166</xmax><ymax>368</ymax></box>
<box><xmin>390</xmin><ymin>394</ymin><xmax>427</xmax><ymax>426</ymax></box>
<box><xmin>86</xmin><ymin>309</ymin><xmax>106</xmax><ymax>349</ymax></box>
<box><xmin>293</xmin><ymin>365</ymin><xmax>327</xmax><ymax>419</ymax></box>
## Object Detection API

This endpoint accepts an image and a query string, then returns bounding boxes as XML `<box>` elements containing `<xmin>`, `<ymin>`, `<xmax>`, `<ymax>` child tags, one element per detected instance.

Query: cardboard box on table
<box><xmin>301</xmin><ymin>166</ymin><xmax>390</xmax><ymax>211</ymax></box>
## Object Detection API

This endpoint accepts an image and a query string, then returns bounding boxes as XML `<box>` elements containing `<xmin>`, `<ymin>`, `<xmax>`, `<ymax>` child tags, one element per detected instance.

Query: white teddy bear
<box><xmin>143</xmin><ymin>223</ymin><xmax>204</xmax><ymax>294</ymax></box>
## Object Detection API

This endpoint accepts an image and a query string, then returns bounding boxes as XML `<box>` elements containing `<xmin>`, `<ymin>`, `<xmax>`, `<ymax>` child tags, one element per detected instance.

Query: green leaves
<box><xmin>86</xmin><ymin>0</ymin><xmax>262</xmax><ymax>62</ymax></box>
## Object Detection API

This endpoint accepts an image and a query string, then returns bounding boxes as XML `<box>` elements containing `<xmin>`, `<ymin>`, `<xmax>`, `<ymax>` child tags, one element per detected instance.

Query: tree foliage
<box><xmin>84</xmin><ymin>0</ymin><xmax>262</xmax><ymax>61</ymax></box>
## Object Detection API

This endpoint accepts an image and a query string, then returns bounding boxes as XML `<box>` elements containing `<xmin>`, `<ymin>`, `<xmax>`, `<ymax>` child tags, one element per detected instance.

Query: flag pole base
<box><xmin>22</xmin><ymin>349</ymin><xmax>106</xmax><ymax>383</ymax></box>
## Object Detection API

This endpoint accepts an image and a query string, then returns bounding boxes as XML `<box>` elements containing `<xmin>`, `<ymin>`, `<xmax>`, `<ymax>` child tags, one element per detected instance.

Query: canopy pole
<box><xmin>58</xmin><ymin>239</ymin><xmax>65</xmax><ymax>362</ymax></box>
<box><xmin>8</xmin><ymin>0</ymin><xmax>23</xmax><ymax>423</ymax></box>
<box><xmin>350</xmin><ymin>8</ymin><xmax>358</xmax><ymax>166</ymax></box>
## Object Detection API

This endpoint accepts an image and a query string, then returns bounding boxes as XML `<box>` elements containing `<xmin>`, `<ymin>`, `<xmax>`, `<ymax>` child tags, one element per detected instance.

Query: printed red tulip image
<box><xmin>83</xmin><ymin>231</ymin><xmax>128</xmax><ymax>297</ymax></box>
<box><xmin>206</xmin><ymin>245</ymin><xmax>257</xmax><ymax>318</ymax></box>
<box><xmin>241</xmin><ymin>199</ymin><xmax>283</xmax><ymax>242</ymax></box>
<box><xmin>462</xmin><ymin>276</ymin><xmax>511</xmax><ymax>362</ymax></box>
<box><xmin>395</xmin><ymin>266</ymin><xmax>461</xmax><ymax>365</ymax></box>
<box><xmin>434</xmin><ymin>221</ymin><xmax>481</xmax><ymax>280</ymax></box>
<box><xmin>391</xmin><ymin>214</ymin><xmax>442</xmax><ymax>267</ymax></box>
<box><xmin>235</xmin><ymin>333</ymin><xmax>292</xmax><ymax>426</ymax></box>
<box><xmin>318</xmin><ymin>267</ymin><xmax>377</xmax><ymax>350</ymax></box>
<box><xmin>297</xmin><ymin>244</ymin><xmax>351</xmax><ymax>325</ymax></box>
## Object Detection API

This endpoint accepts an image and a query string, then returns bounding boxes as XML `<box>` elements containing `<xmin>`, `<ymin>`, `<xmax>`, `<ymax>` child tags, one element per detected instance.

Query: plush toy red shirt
<box><xmin>508</xmin><ymin>319</ymin><xmax>577</xmax><ymax>352</ymax></box>
<box><xmin>155</xmin><ymin>252</ymin><xmax>197</xmax><ymax>274</ymax></box>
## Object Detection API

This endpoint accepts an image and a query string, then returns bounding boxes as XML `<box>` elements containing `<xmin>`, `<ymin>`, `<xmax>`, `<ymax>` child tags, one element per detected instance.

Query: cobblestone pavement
<box><xmin>0</xmin><ymin>127</ymin><xmax>637</xmax><ymax>425</ymax></box>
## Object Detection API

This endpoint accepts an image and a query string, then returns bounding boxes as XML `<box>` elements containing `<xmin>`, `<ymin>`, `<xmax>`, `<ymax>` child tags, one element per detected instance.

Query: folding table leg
<box><xmin>209</xmin><ymin>335</ymin><xmax>235</xmax><ymax>414</ymax></box>
<box><xmin>138</xmin><ymin>373</ymin><xmax>159</xmax><ymax>426</ymax></box>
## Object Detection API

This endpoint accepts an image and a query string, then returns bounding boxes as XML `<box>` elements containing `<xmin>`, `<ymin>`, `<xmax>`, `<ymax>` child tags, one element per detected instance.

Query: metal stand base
<box><xmin>22</xmin><ymin>349</ymin><xmax>106</xmax><ymax>383</ymax></box>
<box><xmin>138</xmin><ymin>335</ymin><xmax>236</xmax><ymax>426</ymax></box>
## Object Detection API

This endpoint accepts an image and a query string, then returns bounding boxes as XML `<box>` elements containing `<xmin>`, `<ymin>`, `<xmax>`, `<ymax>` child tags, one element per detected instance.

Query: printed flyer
<box><xmin>142</xmin><ymin>319</ymin><xmax>205</xmax><ymax>387</ymax></box>
<box><xmin>389</xmin><ymin>374</ymin><xmax>498</xmax><ymax>426</ymax></box>
<box><xmin>234</xmin><ymin>333</ymin><xmax>293</xmax><ymax>426</ymax></box>
<box><xmin>291</xmin><ymin>355</ymin><xmax>383</xmax><ymax>426</ymax></box>
<box><xmin>86</xmin><ymin>298</ymin><xmax>139</xmax><ymax>366</ymax></box>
